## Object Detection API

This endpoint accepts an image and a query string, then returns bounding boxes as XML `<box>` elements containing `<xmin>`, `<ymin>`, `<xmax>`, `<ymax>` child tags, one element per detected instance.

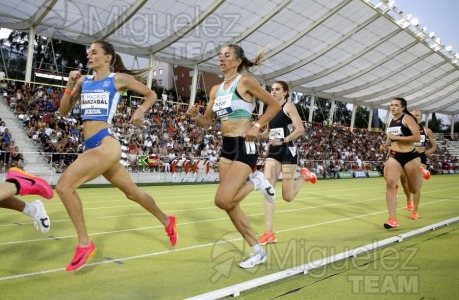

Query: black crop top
<box><xmin>387</xmin><ymin>114</ymin><xmax>412</xmax><ymax>137</ymax></box>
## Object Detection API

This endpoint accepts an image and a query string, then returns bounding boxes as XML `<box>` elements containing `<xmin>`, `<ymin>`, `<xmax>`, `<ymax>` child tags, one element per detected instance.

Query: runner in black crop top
<box><xmin>256</xmin><ymin>81</ymin><xmax>316</xmax><ymax>246</ymax></box>
<box><xmin>382</xmin><ymin>97</ymin><xmax>422</xmax><ymax>230</ymax></box>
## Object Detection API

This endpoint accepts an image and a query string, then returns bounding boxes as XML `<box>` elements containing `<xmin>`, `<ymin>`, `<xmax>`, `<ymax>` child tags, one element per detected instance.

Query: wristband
<box><xmin>191</xmin><ymin>114</ymin><xmax>199</xmax><ymax>120</ymax></box>
<box><xmin>64</xmin><ymin>89</ymin><xmax>72</xmax><ymax>95</ymax></box>
<box><xmin>253</xmin><ymin>122</ymin><xmax>262</xmax><ymax>130</ymax></box>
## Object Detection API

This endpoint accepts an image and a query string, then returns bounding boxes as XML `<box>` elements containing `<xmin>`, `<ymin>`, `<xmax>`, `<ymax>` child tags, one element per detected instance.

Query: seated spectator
<box><xmin>1</xmin><ymin>128</ymin><xmax>12</xmax><ymax>143</ymax></box>
<box><xmin>9</xmin><ymin>146</ymin><xmax>24</xmax><ymax>169</ymax></box>
<box><xmin>0</xmin><ymin>121</ymin><xmax>6</xmax><ymax>134</ymax></box>
<box><xmin>62</xmin><ymin>147</ymin><xmax>78</xmax><ymax>170</ymax></box>
<box><xmin>0</xmin><ymin>142</ymin><xmax>10</xmax><ymax>172</ymax></box>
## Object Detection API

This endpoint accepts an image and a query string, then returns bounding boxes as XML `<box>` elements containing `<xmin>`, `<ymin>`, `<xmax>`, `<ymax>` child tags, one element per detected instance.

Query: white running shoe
<box><xmin>32</xmin><ymin>200</ymin><xmax>51</xmax><ymax>234</ymax></box>
<box><xmin>239</xmin><ymin>251</ymin><xmax>267</xmax><ymax>269</ymax></box>
<box><xmin>251</xmin><ymin>171</ymin><xmax>275</xmax><ymax>202</ymax></box>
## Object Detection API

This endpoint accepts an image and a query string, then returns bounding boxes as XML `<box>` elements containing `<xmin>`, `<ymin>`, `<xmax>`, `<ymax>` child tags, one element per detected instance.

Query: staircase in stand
<box><xmin>0</xmin><ymin>96</ymin><xmax>51</xmax><ymax>174</ymax></box>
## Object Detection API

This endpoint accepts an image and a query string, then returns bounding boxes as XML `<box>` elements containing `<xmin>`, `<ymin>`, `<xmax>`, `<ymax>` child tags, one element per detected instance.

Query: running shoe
<box><xmin>383</xmin><ymin>218</ymin><xmax>399</xmax><ymax>229</ymax></box>
<box><xmin>66</xmin><ymin>241</ymin><xmax>96</xmax><ymax>271</ymax></box>
<box><xmin>300</xmin><ymin>168</ymin><xmax>317</xmax><ymax>184</ymax></box>
<box><xmin>6</xmin><ymin>167</ymin><xmax>53</xmax><ymax>199</ymax></box>
<box><xmin>406</xmin><ymin>200</ymin><xmax>414</xmax><ymax>211</ymax></box>
<box><xmin>251</xmin><ymin>171</ymin><xmax>275</xmax><ymax>202</ymax></box>
<box><xmin>239</xmin><ymin>251</ymin><xmax>267</xmax><ymax>269</ymax></box>
<box><xmin>31</xmin><ymin>200</ymin><xmax>51</xmax><ymax>234</ymax></box>
<box><xmin>258</xmin><ymin>232</ymin><xmax>277</xmax><ymax>245</ymax></box>
<box><xmin>165</xmin><ymin>216</ymin><xmax>178</xmax><ymax>246</ymax></box>
<box><xmin>420</xmin><ymin>167</ymin><xmax>431</xmax><ymax>180</ymax></box>
<box><xmin>410</xmin><ymin>211</ymin><xmax>419</xmax><ymax>220</ymax></box>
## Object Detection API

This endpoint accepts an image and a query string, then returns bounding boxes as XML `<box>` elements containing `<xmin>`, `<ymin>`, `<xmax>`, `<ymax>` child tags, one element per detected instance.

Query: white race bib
<box><xmin>414</xmin><ymin>135</ymin><xmax>426</xmax><ymax>147</ymax></box>
<box><xmin>269</xmin><ymin>128</ymin><xmax>285</xmax><ymax>140</ymax></box>
<box><xmin>212</xmin><ymin>94</ymin><xmax>233</xmax><ymax>117</ymax></box>
<box><xmin>387</xmin><ymin>126</ymin><xmax>402</xmax><ymax>136</ymax></box>
<box><xmin>245</xmin><ymin>141</ymin><xmax>256</xmax><ymax>155</ymax></box>
<box><xmin>81</xmin><ymin>92</ymin><xmax>110</xmax><ymax>116</ymax></box>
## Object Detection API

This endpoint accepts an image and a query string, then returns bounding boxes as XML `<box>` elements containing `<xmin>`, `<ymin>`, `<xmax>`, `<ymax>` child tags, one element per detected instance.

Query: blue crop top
<box><xmin>80</xmin><ymin>73</ymin><xmax>121</xmax><ymax>124</ymax></box>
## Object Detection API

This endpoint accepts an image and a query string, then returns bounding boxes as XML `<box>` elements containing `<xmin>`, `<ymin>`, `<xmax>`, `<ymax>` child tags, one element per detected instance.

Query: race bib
<box><xmin>414</xmin><ymin>135</ymin><xmax>426</xmax><ymax>147</ymax></box>
<box><xmin>269</xmin><ymin>128</ymin><xmax>285</xmax><ymax>140</ymax></box>
<box><xmin>81</xmin><ymin>92</ymin><xmax>110</xmax><ymax>116</ymax></box>
<box><xmin>387</xmin><ymin>126</ymin><xmax>402</xmax><ymax>136</ymax></box>
<box><xmin>212</xmin><ymin>94</ymin><xmax>233</xmax><ymax>117</ymax></box>
<box><xmin>289</xmin><ymin>145</ymin><xmax>297</xmax><ymax>157</ymax></box>
<box><xmin>245</xmin><ymin>141</ymin><xmax>256</xmax><ymax>155</ymax></box>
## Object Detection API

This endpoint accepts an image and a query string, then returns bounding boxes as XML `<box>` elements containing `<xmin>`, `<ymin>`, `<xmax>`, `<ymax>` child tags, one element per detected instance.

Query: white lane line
<box><xmin>0</xmin><ymin>193</ymin><xmax>457</xmax><ymax>245</ymax></box>
<box><xmin>0</xmin><ymin>198</ymin><xmax>453</xmax><ymax>281</ymax></box>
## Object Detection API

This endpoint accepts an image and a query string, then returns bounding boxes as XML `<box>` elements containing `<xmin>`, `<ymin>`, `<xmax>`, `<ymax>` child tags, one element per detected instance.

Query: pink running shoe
<box><xmin>66</xmin><ymin>241</ymin><xmax>96</xmax><ymax>271</ymax></box>
<box><xmin>383</xmin><ymin>218</ymin><xmax>399</xmax><ymax>229</ymax></box>
<box><xmin>300</xmin><ymin>168</ymin><xmax>317</xmax><ymax>184</ymax></box>
<box><xmin>165</xmin><ymin>216</ymin><xmax>178</xmax><ymax>246</ymax></box>
<box><xmin>407</xmin><ymin>200</ymin><xmax>414</xmax><ymax>211</ymax></box>
<box><xmin>420</xmin><ymin>167</ymin><xmax>431</xmax><ymax>180</ymax></box>
<box><xmin>258</xmin><ymin>232</ymin><xmax>277</xmax><ymax>246</ymax></box>
<box><xmin>6</xmin><ymin>168</ymin><xmax>53</xmax><ymax>199</ymax></box>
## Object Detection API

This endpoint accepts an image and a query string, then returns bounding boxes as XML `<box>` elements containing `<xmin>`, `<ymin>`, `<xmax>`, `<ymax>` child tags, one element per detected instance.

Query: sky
<box><xmin>382</xmin><ymin>0</ymin><xmax>459</xmax><ymax>125</ymax></box>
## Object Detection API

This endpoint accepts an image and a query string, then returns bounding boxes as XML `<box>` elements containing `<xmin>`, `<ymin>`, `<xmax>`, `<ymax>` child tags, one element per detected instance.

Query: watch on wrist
<box><xmin>278</xmin><ymin>138</ymin><xmax>284</xmax><ymax>143</ymax></box>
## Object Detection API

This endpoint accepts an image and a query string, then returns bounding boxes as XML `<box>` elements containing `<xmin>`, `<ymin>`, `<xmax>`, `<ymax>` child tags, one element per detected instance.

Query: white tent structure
<box><xmin>1</xmin><ymin>0</ymin><xmax>458</xmax><ymax>130</ymax></box>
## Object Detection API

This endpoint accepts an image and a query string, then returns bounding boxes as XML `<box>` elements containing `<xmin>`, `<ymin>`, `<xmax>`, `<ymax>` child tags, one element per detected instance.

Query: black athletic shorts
<box><xmin>220</xmin><ymin>136</ymin><xmax>258</xmax><ymax>169</ymax></box>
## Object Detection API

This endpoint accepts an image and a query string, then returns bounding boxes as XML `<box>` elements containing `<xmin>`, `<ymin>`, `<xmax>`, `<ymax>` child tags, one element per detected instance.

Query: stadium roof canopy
<box><xmin>1</xmin><ymin>0</ymin><xmax>459</xmax><ymax>115</ymax></box>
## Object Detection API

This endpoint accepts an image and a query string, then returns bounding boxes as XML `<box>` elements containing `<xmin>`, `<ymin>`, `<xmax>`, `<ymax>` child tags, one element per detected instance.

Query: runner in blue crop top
<box><xmin>57</xmin><ymin>40</ymin><xmax>177</xmax><ymax>271</ymax></box>
<box><xmin>186</xmin><ymin>44</ymin><xmax>281</xmax><ymax>269</ymax></box>
<box><xmin>80</xmin><ymin>73</ymin><xmax>120</xmax><ymax>124</ymax></box>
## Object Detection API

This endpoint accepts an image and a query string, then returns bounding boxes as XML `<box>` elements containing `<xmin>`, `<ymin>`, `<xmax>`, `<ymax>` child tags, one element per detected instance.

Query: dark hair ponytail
<box><xmin>226</xmin><ymin>44</ymin><xmax>265</xmax><ymax>73</ymax></box>
<box><xmin>274</xmin><ymin>80</ymin><xmax>290</xmax><ymax>99</ymax></box>
<box><xmin>93</xmin><ymin>40</ymin><xmax>153</xmax><ymax>78</ymax></box>
<box><xmin>393</xmin><ymin>97</ymin><xmax>416</xmax><ymax>122</ymax></box>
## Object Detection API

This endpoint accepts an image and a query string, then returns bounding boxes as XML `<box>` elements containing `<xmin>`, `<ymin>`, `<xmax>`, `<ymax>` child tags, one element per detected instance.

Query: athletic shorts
<box><xmin>418</xmin><ymin>151</ymin><xmax>428</xmax><ymax>165</ymax></box>
<box><xmin>267</xmin><ymin>143</ymin><xmax>298</xmax><ymax>165</ymax></box>
<box><xmin>388</xmin><ymin>149</ymin><xmax>420</xmax><ymax>168</ymax></box>
<box><xmin>84</xmin><ymin>128</ymin><xmax>116</xmax><ymax>150</ymax></box>
<box><xmin>220</xmin><ymin>136</ymin><xmax>258</xmax><ymax>169</ymax></box>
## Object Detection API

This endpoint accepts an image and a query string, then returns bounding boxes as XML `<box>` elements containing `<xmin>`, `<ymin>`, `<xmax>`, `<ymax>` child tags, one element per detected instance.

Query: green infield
<box><xmin>0</xmin><ymin>175</ymin><xmax>458</xmax><ymax>299</ymax></box>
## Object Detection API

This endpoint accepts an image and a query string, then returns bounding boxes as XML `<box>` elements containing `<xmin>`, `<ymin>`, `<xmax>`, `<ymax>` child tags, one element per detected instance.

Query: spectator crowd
<box><xmin>1</xmin><ymin>80</ymin><xmax>458</xmax><ymax>177</ymax></box>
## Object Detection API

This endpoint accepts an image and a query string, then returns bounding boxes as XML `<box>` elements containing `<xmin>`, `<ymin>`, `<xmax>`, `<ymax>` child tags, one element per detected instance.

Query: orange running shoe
<box><xmin>410</xmin><ymin>211</ymin><xmax>419</xmax><ymax>220</ymax></box>
<box><xmin>6</xmin><ymin>167</ymin><xmax>53</xmax><ymax>199</ymax></box>
<box><xmin>420</xmin><ymin>167</ymin><xmax>431</xmax><ymax>180</ymax></box>
<box><xmin>258</xmin><ymin>232</ymin><xmax>277</xmax><ymax>245</ymax></box>
<box><xmin>66</xmin><ymin>241</ymin><xmax>96</xmax><ymax>271</ymax></box>
<box><xmin>165</xmin><ymin>216</ymin><xmax>178</xmax><ymax>246</ymax></box>
<box><xmin>383</xmin><ymin>218</ymin><xmax>399</xmax><ymax>229</ymax></box>
<box><xmin>406</xmin><ymin>200</ymin><xmax>414</xmax><ymax>211</ymax></box>
<box><xmin>300</xmin><ymin>168</ymin><xmax>317</xmax><ymax>184</ymax></box>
